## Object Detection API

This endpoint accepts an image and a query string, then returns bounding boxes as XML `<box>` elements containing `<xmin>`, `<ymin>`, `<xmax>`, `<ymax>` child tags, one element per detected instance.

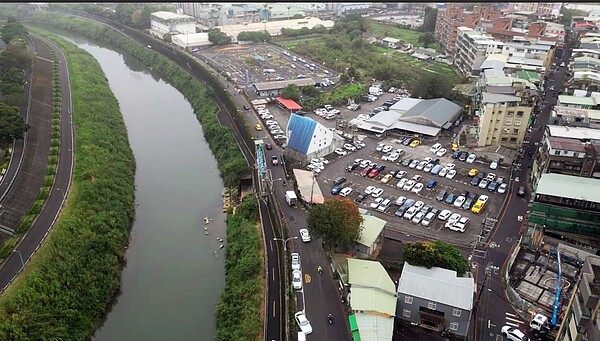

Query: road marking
<box><xmin>505</xmin><ymin>312</ymin><xmax>524</xmax><ymax>327</ymax></box>
<box><xmin>272</xmin><ymin>268</ymin><xmax>275</xmax><ymax>282</ymax></box>
<box><xmin>304</xmin><ymin>274</ymin><xmax>311</xmax><ymax>283</ymax></box>
<box><xmin>272</xmin><ymin>301</ymin><xmax>276</xmax><ymax>317</ymax></box>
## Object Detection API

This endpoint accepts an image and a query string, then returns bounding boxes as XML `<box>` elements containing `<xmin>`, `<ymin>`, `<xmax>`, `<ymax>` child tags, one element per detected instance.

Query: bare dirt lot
<box><xmin>314</xmin><ymin>136</ymin><xmax>511</xmax><ymax>248</ymax></box>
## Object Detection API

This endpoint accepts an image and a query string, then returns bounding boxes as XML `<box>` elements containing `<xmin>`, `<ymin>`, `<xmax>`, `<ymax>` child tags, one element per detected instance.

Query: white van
<box><xmin>297</xmin><ymin>332</ymin><xmax>306</xmax><ymax>341</ymax></box>
<box><xmin>325</xmin><ymin>113</ymin><xmax>336</xmax><ymax>120</ymax></box>
<box><xmin>377</xmin><ymin>199</ymin><xmax>391</xmax><ymax>212</ymax></box>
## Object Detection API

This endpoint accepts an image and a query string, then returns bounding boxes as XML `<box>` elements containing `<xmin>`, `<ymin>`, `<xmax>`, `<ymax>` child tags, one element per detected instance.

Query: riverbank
<box><xmin>0</xmin><ymin>30</ymin><xmax>136</xmax><ymax>339</ymax></box>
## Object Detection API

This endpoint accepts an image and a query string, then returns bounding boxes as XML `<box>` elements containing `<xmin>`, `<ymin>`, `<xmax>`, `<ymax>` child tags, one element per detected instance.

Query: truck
<box><xmin>285</xmin><ymin>191</ymin><xmax>297</xmax><ymax>206</ymax></box>
<box><xmin>369</xmin><ymin>86</ymin><xmax>383</xmax><ymax>96</ymax></box>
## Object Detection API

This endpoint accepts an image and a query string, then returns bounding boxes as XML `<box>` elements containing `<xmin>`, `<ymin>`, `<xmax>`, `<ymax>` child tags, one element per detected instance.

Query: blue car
<box><xmin>331</xmin><ymin>186</ymin><xmax>342</xmax><ymax>195</ymax></box>
<box><xmin>426</xmin><ymin>179</ymin><xmax>438</xmax><ymax>189</ymax></box>
<box><xmin>452</xmin><ymin>151</ymin><xmax>461</xmax><ymax>159</ymax></box>
<box><xmin>445</xmin><ymin>193</ymin><xmax>457</xmax><ymax>205</ymax></box>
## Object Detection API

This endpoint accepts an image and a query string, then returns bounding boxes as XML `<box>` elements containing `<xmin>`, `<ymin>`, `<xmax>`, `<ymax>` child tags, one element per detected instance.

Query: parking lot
<box><xmin>198</xmin><ymin>42</ymin><xmax>336</xmax><ymax>87</ymax></box>
<box><xmin>314</xmin><ymin>137</ymin><xmax>511</xmax><ymax>248</ymax></box>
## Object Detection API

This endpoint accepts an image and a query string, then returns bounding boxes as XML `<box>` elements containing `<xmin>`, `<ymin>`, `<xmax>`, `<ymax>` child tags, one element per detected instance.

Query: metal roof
<box><xmin>254</xmin><ymin>78</ymin><xmax>316</xmax><ymax>91</ymax></box>
<box><xmin>401</xmin><ymin>98</ymin><xmax>462</xmax><ymax>128</ymax></box>
<box><xmin>358</xmin><ymin>215</ymin><xmax>387</xmax><ymax>248</ymax></box>
<box><xmin>389</xmin><ymin>98</ymin><xmax>422</xmax><ymax>113</ymax></box>
<box><xmin>536</xmin><ymin>173</ymin><xmax>600</xmax><ymax>204</ymax></box>
<box><xmin>348</xmin><ymin>259</ymin><xmax>396</xmax><ymax>296</ymax></box>
<box><xmin>398</xmin><ymin>263</ymin><xmax>475</xmax><ymax>310</ymax></box>
<box><xmin>287</xmin><ymin>114</ymin><xmax>316</xmax><ymax>154</ymax></box>
<box><xmin>481</xmin><ymin>92</ymin><xmax>520</xmax><ymax>103</ymax></box>
<box><xmin>354</xmin><ymin>313</ymin><xmax>394</xmax><ymax>341</ymax></box>
<box><xmin>558</xmin><ymin>95</ymin><xmax>597</xmax><ymax>106</ymax></box>
<box><xmin>548</xmin><ymin>125</ymin><xmax>600</xmax><ymax>141</ymax></box>
<box><xmin>351</xmin><ymin>287</ymin><xmax>397</xmax><ymax>317</ymax></box>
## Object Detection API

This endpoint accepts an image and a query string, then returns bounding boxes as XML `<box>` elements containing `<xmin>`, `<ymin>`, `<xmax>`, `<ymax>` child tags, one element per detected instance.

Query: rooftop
<box><xmin>398</xmin><ymin>263</ymin><xmax>475</xmax><ymax>311</ymax></box>
<box><xmin>151</xmin><ymin>11</ymin><xmax>194</xmax><ymax>21</ymax></box>
<box><xmin>547</xmin><ymin>136</ymin><xmax>590</xmax><ymax>153</ymax></box>
<box><xmin>253</xmin><ymin>78</ymin><xmax>316</xmax><ymax>91</ymax></box>
<box><xmin>558</xmin><ymin>95</ymin><xmax>598</xmax><ymax>106</ymax></box>
<box><xmin>348</xmin><ymin>259</ymin><xmax>396</xmax><ymax>296</ymax></box>
<box><xmin>548</xmin><ymin>125</ymin><xmax>600</xmax><ymax>141</ymax></box>
<box><xmin>481</xmin><ymin>92</ymin><xmax>520</xmax><ymax>104</ymax></box>
<box><xmin>401</xmin><ymin>98</ymin><xmax>462</xmax><ymax>128</ymax></box>
<box><xmin>536</xmin><ymin>173</ymin><xmax>600</xmax><ymax>204</ymax></box>
<box><xmin>358</xmin><ymin>215</ymin><xmax>387</xmax><ymax>248</ymax></box>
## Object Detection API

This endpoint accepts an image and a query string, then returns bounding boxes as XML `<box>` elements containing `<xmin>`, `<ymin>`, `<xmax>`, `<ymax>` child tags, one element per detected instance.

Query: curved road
<box><xmin>0</xmin><ymin>36</ymin><xmax>74</xmax><ymax>291</ymax></box>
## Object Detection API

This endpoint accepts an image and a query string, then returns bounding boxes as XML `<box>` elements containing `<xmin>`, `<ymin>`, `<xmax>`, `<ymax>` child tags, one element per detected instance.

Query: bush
<box><xmin>0</xmin><ymin>238</ymin><xmax>18</xmax><ymax>262</ymax></box>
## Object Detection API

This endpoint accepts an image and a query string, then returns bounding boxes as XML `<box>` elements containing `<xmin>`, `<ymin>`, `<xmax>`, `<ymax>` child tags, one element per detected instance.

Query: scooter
<box><xmin>328</xmin><ymin>314</ymin><xmax>333</xmax><ymax>324</ymax></box>
<box><xmin>317</xmin><ymin>266</ymin><xmax>323</xmax><ymax>274</ymax></box>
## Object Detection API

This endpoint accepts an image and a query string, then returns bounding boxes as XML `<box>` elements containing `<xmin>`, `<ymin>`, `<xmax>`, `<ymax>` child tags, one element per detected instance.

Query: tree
<box><xmin>420</xmin><ymin>7</ymin><xmax>438</xmax><ymax>33</ymax></box>
<box><xmin>0</xmin><ymin>102</ymin><xmax>29</xmax><ymax>143</ymax></box>
<box><xmin>0</xmin><ymin>44</ymin><xmax>32</xmax><ymax>71</ymax></box>
<box><xmin>560</xmin><ymin>7</ymin><xmax>589</xmax><ymax>25</ymax></box>
<box><xmin>208</xmin><ymin>28</ymin><xmax>232</xmax><ymax>45</ymax></box>
<box><xmin>403</xmin><ymin>240</ymin><xmax>469</xmax><ymax>276</ymax></box>
<box><xmin>418</xmin><ymin>32</ymin><xmax>436</xmax><ymax>47</ymax></box>
<box><xmin>1</xmin><ymin>17</ymin><xmax>27</xmax><ymax>44</ymax></box>
<box><xmin>300</xmin><ymin>85</ymin><xmax>320</xmax><ymax>97</ymax></box>
<box><xmin>280</xmin><ymin>84</ymin><xmax>300</xmax><ymax>101</ymax></box>
<box><xmin>307</xmin><ymin>198</ymin><xmax>363</xmax><ymax>251</ymax></box>
<box><xmin>411</xmin><ymin>72</ymin><xmax>453</xmax><ymax>99</ymax></box>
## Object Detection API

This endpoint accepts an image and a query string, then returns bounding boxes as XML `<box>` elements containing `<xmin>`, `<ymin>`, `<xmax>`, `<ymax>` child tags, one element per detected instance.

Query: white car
<box><xmin>395</xmin><ymin>196</ymin><xmax>407</xmax><ymax>206</ymax></box>
<box><xmin>291</xmin><ymin>253</ymin><xmax>301</xmax><ymax>271</ymax></box>
<box><xmin>450</xmin><ymin>217</ymin><xmax>470</xmax><ymax>232</ymax></box>
<box><xmin>486</xmin><ymin>173</ymin><xmax>497</xmax><ymax>182</ymax></box>
<box><xmin>370</xmin><ymin>197</ymin><xmax>384</xmax><ymax>209</ymax></box>
<box><xmin>354</xmin><ymin>140</ymin><xmax>366</xmax><ymax>148</ymax></box>
<box><xmin>453</xmin><ymin>196</ymin><xmax>466</xmax><ymax>208</ymax></box>
<box><xmin>497</xmin><ymin>183</ymin><xmax>508</xmax><ymax>194</ymax></box>
<box><xmin>295</xmin><ymin>311</ymin><xmax>313</xmax><ymax>335</ymax></box>
<box><xmin>478</xmin><ymin>195</ymin><xmax>489</xmax><ymax>204</ymax></box>
<box><xmin>445</xmin><ymin>169</ymin><xmax>457</xmax><ymax>179</ymax></box>
<box><xmin>421</xmin><ymin>212</ymin><xmax>436</xmax><ymax>227</ymax></box>
<box><xmin>364</xmin><ymin>185</ymin><xmax>376</xmax><ymax>194</ymax></box>
<box><xmin>446</xmin><ymin>163</ymin><xmax>456</xmax><ymax>170</ymax></box>
<box><xmin>435</xmin><ymin>148</ymin><xmax>447</xmax><ymax>157</ymax></box>
<box><xmin>423</xmin><ymin>163</ymin><xmax>434</xmax><ymax>173</ymax></box>
<box><xmin>335</xmin><ymin>148</ymin><xmax>348</xmax><ymax>156</ymax></box>
<box><xmin>396</xmin><ymin>178</ymin><xmax>408</xmax><ymax>189</ymax></box>
<box><xmin>411</xmin><ymin>183</ymin><xmax>424</xmax><ymax>194</ymax></box>
<box><xmin>299</xmin><ymin>229</ymin><xmax>311</xmax><ymax>242</ymax></box>
<box><xmin>478</xmin><ymin>179</ymin><xmax>490</xmax><ymax>189</ymax></box>
<box><xmin>446</xmin><ymin>213</ymin><xmax>462</xmax><ymax>227</ymax></box>
<box><xmin>360</xmin><ymin>160</ymin><xmax>372</xmax><ymax>168</ymax></box>
<box><xmin>438</xmin><ymin>167</ymin><xmax>449</xmax><ymax>177</ymax></box>
<box><xmin>339</xmin><ymin>187</ymin><xmax>353</xmax><ymax>197</ymax></box>
<box><xmin>395</xmin><ymin>170</ymin><xmax>407</xmax><ymax>179</ymax></box>
<box><xmin>292</xmin><ymin>270</ymin><xmax>303</xmax><ymax>289</ymax></box>
<box><xmin>343</xmin><ymin>143</ymin><xmax>357</xmax><ymax>151</ymax></box>
<box><xmin>411</xmin><ymin>174</ymin><xmax>422</xmax><ymax>181</ymax></box>
<box><xmin>429</xmin><ymin>143</ymin><xmax>442</xmax><ymax>153</ymax></box>
<box><xmin>387</xmin><ymin>153</ymin><xmax>400</xmax><ymax>162</ymax></box>
<box><xmin>382</xmin><ymin>145</ymin><xmax>393</xmax><ymax>153</ymax></box>
<box><xmin>403</xmin><ymin>180</ymin><xmax>416</xmax><ymax>191</ymax></box>
<box><xmin>409</xmin><ymin>160</ymin><xmax>419</xmax><ymax>168</ymax></box>
<box><xmin>412</xmin><ymin>211</ymin><xmax>426</xmax><ymax>224</ymax></box>
<box><xmin>501</xmin><ymin>326</ymin><xmax>528</xmax><ymax>341</ymax></box>
<box><xmin>376</xmin><ymin>143</ymin><xmax>385</xmax><ymax>152</ymax></box>
<box><xmin>412</xmin><ymin>201</ymin><xmax>425</xmax><ymax>211</ymax></box>
<box><xmin>416</xmin><ymin>161</ymin><xmax>427</xmax><ymax>170</ymax></box>
<box><xmin>403</xmin><ymin>207</ymin><xmax>419</xmax><ymax>220</ymax></box>
<box><xmin>438</xmin><ymin>209</ymin><xmax>452</xmax><ymax>221</ymax></box>
<box><xmin>466</xmin><ymin>153</ymin><xmax>477</xmax><ymax>163</ymax></box>
<box><xmin>490</xmin><ymin>160</ymin><xmax>499</xmax><ymax>170</ymax></box>
<box><xmin>372</xmin><ymin>188</ymin><xmax>384</xmax><ymax>198</ymax></box>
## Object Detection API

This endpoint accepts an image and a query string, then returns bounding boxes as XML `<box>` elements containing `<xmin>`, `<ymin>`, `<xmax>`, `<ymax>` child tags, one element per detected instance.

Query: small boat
<box><xmin>204</xmin><ymin>227</ymin><xmax>208</xmax><ymax>231</ymax></box>
<box><xmin>204</xmin><ymin>217</ymin><xmax>210</xmax><ymax>225</ymax></box>
<box><xmin>219</xmin><ymin>244</ymin><xmax>224</xmax><ymax>249</ymax></box>
<box><xmin>218</xmin><ymin>238</ymin><xmax>223</xmax><ymax>242</ymax></box>
<box><xmin>205</xmin><ymin>231</ymin><xmax>208</xmax><ymax>235</ymax></box>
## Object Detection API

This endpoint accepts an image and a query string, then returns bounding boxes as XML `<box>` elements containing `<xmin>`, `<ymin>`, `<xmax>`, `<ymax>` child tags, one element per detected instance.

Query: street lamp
<box><xmin>273</xmin><ymin>236</ymin><xmax>298</xmax><ymax>253</ymax></box>
<box><xmin>13</xmin><ymin>250</ymin><xmax>25</xmax><ymax>271</ymax></box>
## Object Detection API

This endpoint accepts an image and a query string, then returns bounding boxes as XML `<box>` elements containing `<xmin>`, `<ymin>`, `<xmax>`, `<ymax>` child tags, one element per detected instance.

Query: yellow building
<box><xmin>476</xmin><ymin>91</ymin><xmax>534</xmax><ymax>148</ymax></box>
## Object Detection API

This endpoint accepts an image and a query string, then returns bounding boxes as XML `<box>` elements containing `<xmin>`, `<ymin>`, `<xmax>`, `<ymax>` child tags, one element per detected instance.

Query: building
<box><xmin>285</xmin><ymin>114</ymin><xmax>344</xmax><ymax>162</ymax></box>
<box><xmin>253</xmin><ymin>78</ymin><xmax>316</xmax><ymax>97</ymax></box>
<box><xmin>214</xmin><ymin>17</ymin><xmax>334</xmax><ymax>42</ymax></box>
<box><xmin>171</xmin><ymin>33</ymin><xmax>211</xmax><ymax>49</ymax></box>
<box><xmin>275</xmin><ymin>97</ymin><xmax>302</xmax><ymax>113</ymax></box>
<box><xmin>150</xmin><ymin>11</ymin><xmax>197</xmax><ymax>35</ymax></box>
<box><xmin>474</xmin><ymin>71</ymin><xmax>538</xmax><ymax>148</ymax></box>
<box><xmin>347</xmin><ymin>258</ymin><xmax>397</xmax><ymax>341</ymax></box>
<box><xmin>528</xmin><ymin>173</ymin><xmax>600</xmax><ymax>248</ymax></box>
<box><xmin>508</xmin><ymin>2</ymin><xmax>563</xmax><ymax>17</ymax></box>
<box><xmin>354</xmin><ymin>215</ymin><xmax>386</xmax><ymax>257</ymax></box>
<box><xmin>454</xmin><ymin>27</ymin><xmax>504</xmax><ymax>75</ymax></box>
<box><xmin>381</xmin><ymin>37</ymin><xmax>401</xmax><ymax>49</ymax></box>
<box><xmin>349</xmin><ymin>98</ymin><xmax>462</xmax><ymax>137</ymax></box>
<box><xmin>558</xmin><ymin>95</ymin><xmax>600</xmax><ymax>109</ymax></box>
<box><xmin>556</xmin><ymin>254</ymin><xmax>600</xmax><ymax>341</ymax></box>
<box><xmin>396</xmin><ymin>263</ymin><xmax>474</xmax><ymax>336</ymax></box>
<box><xmin>434</xmin><ymin>3</ymin><xmax>477</xmax><ymax>56</ymax></box>
<box><xmin>531</xmin><ymin>125</ymin><xmax>600</xmax><ymax>186</ymax></box>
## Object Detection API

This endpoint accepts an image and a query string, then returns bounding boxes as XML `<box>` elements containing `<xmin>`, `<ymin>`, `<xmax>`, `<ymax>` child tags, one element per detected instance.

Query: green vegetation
<box><xmin>307</xmin><ymin>198</ymin><xmax>363</xmax><ymax>251</ymax></box>
<box><xmin>216</xmin><ymin>196</ymin><xmax>262</xmax><ymax>341</ymax></box>
<box><xmin>209</xmin><ymin>28</ymin><xmax>232</xmax><ymax>45</ymax></box>
<box><xmin>299</xmin><ymin>83</ymin><xmax>366</xmax><ymax>111</ymax></box>
<box><xmin>403</xmin><ymin>240</ymin><xmax>469</xmax><ymax>276</ymax></box>
<box><xmin>238</xmin><ymin>30</ymin><xmax>272</xmax><ymax>43</ymax></box>
<box><xmin>0</xmin><ymin>30</ymin><xmax>136</xmax><ymax>339</ymax></box>
<box><xmin>280</xmin><ymin>84</ymin><xmax>300</xmax><ymax>101</ymax></box>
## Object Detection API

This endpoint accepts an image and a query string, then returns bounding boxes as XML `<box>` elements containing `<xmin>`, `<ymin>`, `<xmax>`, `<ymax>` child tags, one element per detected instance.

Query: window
<box><xmin>453</xmin><ymin>308</ymin><xmax>462</xmax><ymax>317</ymax></box>
<box><xmin>554</xmin><ymin>150</ymin><xmax>560</xmax><ymax>155</ymax></box>
<box><xmin>450</xmin><ymin>322</ymin><xmax>459</xmax><ymax>331</ymax></box>
<box><xmin>427</xmin><ymin>302</ymin><xmax>437</xmax><ymax>310</ymax></box>
<box><xmin>514</xmin><ymin>120</ymin><xmax>521</xmax><ymax>126</ymax></box>
<box><xmin>507</xmin><ymin>111</ymin><xmax>514</xmax><ymax>116</ymax></box>
<box><xmin>517</xmin><ymin>111</ymin><xmax>524</xmax><ymax>117</ymax></box>
<box><xmin>505</xmin><ymin>119</ymin><xmax>512</xmax><ymax>126</ymax></box>
<box><xmin>404</xmin><ymin>296</ymin><xmax>413</xmax><ymax>304</ymax></box>
<box><xmin>403</xmin><ymin>309</ymin><xmax>411</xmax><ymax>318</ymax></box>
<box><xmin>501</xmin><ymin>137</ymin><xmax>508</xmax><ymax>142</ymax></box>
<box><xmin>510</xmin><ymin>137</ymin><xmax>517</xmax><ymax>142</ymax></box>
<box><xmin>573</xmin><ymin>153</ymin><xmax>579</xmax><ymax>158</ymax></box>
<box><xmin>513</xmin><ymin>129</ymin><xmax>519</xmax><ymax>134</ymax></box>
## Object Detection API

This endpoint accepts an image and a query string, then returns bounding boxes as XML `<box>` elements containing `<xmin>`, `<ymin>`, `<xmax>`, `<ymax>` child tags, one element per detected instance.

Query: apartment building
<box><xmin>502</xmin><ymin>41</ymin><xmax>555</xmax><ymax>71</ymax></box>
<box><xmin>454</xmin><ymin>27</ymin><xmax>504</xmax><ymax>75</ymax></box>
<box><xmin>531</xmin><ymin>125</ymin><xmax>600</xmax><ymax>188</ymax></box>
<box><xmin>150</xmin><ymin>11</ymin><xmax>196</xmax><ymax>35</ymax></box>
<box><xmin>528</xmin><ymin>173</ymin><xmax>600</xmax><ymax>248</ymax></box>
<box><xmin>434</xmin><ymin>4</ymin><xmax>496</xmax><ymax>56</ymax></box>
<box><xmin>556</xmin><ymin>255</ymin><xmax>600</xmax><ymax>341</ymax></box>
<box><xmin>508</xmin><ymin>2</ymin><xmax>563</xmax><ymax>17</ymax></box>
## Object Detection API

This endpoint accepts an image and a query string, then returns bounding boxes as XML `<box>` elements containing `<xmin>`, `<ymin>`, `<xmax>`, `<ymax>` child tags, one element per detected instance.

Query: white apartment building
<box><xmin>501</xmin><ymin>42</ymin><xmax>554</xmax><ymax>70</ymax></box>
<box><xmin>150</xmin><ymin>11</ymin><xmax>196</xmax><ymax>35</ymax></box>
<box><xmin>454</xmin><ymin>27</ymin><xmax>504</xmax><ymax>75</ymax></box>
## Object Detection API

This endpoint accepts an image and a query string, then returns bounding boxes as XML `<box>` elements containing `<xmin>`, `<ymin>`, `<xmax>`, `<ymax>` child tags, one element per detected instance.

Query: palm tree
<box><xmin>287</xmin><ymin>6</ymin><xmax>291</xmax><ymax>20</ymax></box>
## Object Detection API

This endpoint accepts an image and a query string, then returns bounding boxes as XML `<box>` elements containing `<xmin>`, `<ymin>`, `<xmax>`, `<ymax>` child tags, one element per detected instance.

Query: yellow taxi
<box><xmin>409</xmin><ymin>139</ymin><xmax>421</xmax><ymax>148</ymax></box>
<box><xmin>471</xmin><ymin>200</ymin><xmax>486</xmax><ymax>214</ymax></box>
<box><xmin>255</xmin><ymin>123</ymin><xmax>262</xmax><ymax>131</ymax></box>
<box><xmin>451</xmin><ymin>143</ymin><xmax>459</xmax><ymax>152</ymax></box>
<box><xmin>468</xmin><ymin>168</ymin><xmax>479</xmax><ymax>177</ymax></box>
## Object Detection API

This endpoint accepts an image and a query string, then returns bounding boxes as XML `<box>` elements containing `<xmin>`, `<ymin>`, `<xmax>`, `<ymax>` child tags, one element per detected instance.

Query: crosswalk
<box><xmin>505</xmin><ymin>312</ymin><xmax>525</xmax><ymax>328</ymax></box>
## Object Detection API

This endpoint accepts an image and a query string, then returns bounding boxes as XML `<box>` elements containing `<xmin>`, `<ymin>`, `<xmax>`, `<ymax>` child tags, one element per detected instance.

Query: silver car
<box><xmin>291</xmin><ymin>252</ymin><xmax>301</xmax><ymax>271</ymax></box>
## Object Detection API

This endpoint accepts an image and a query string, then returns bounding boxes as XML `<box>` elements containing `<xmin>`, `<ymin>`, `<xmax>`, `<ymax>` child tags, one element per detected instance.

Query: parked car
<box><xmin>466</xmin><ymin>153</ymin><xmax>477</xmax><ymax>163</ymax></box>
<box><xmin>501</xmin><ymin>326</ymin><xmax>528</xmax><ymax>341</ymax></box>
<box><xmin>395</xmin><ymin>170</ymin><xmax>407</xmax><ymax>179</ymax></box>
<box><xmin>402</xmin><ymin>158</ymin><xmax>413</xmax><ymax>167</ymax></box>
<box><xmin>426</xmin><ymin>179</ymin><xmax>438</xmax><ymax>189</ymax></box>
<box><xmin>364</xmin><ymin>185</ymin><xmax>376</xmax><ymax>194</ymax></box>
<box><xmin>470</xmin><ymin>176</ymin><xmax>482</xmax><ymax>186</ymax></box>
<box><xmin>409</xmin><ymin>139</ymin><xmax>421</xmax><ymax>148</ymax></box>
<box><xmin>438</xmin><ymin>167</ymin><xmax>449</xmax><ymax>177</ymax></box>
<box><xmin>497</xmin><ymin>183</ymin><xmax>508</xmax><ymax>194</ymax></box>
<box><xmin>411</xmin><ymin>183</ymin><xmax>424</xmax><ymax>193</ymax></box>
<box><xmin>468</xmin><ymin>168</ymin><xmax>479</xmax><ymax>177</ymax></box>
<box><xmin>377</xmin><ymin>199</ymin><xmax>391</xmax><ymax>212</ymax></box>
<box><xmin>487</xmin><ymin>181</ymin><xmax>499</xmax><ymax>192</ymax></box>
<box><xmin>292</xmin><ymin>270</ymin><xmax>303</xmax><ymax>289</ymax></box>
<box><xmin>435</xmin><ymin>148</ymin><xmax>447</xmax><ymax>157</ymax></box>
<box><xmin>333</xmin><ymin>176</ymin><xmax>347</xmax><ymax>186</ymax></box>
<box><xmin>354</xmin><ymin>193</ymin><xmax>367</xmax><ymax>203</ymax></box>
<box><xmin>490</xmin><ymin>160</ymin><xmax>499</xmax><ymax>170</ymax></box>
<box><xmin>370</xmin><ymin>197</ymin><xmax>384</xmax><ymax>209</ymax></box>
<box><xmin>294</xmin><ymin>311</ymin><xmax>313</xmax><ymax>335</ymax></box>
<box><xmin>395</xmin><ymin>196</ymin><xmax>407</xmax><ymax>206</ymax></box>
<box><xmin>396</xmin><ymin>178</ymin><xmax>408</xmax><ymax>189</ymax></box>
<box><xmin>423</xmin><ymin>163</ymin><xmax>434</xmax><ymax>173</ymax></box>
<box><xmin>412</xmin><ymin>201</ymin><xmax>425</xmax><ymax>211</ymax></box>
<box><xmin>438</xmin><ymin>209</ymin><xmax>452</xmax><ymax>221</ymax></box>
<box><xmin>409</xmin><ymin>160</ymin><xmax>420</xmax><ymax>169</ymax></box>
<box><xmin>403</xmin><ymin>180</ymin><xmax>416</xmax><ymax>191</ymax></box>
<box><xmin>372</xmin><ymin>188</ymin><xmax>384</xmax><ymax>197</ymax></box>
<box><xmin>291</xmin><ymin>253</ymin><xmax>301</xmax><ymax>271</ymax></box>
<box><xmin>343</xmin><ymin>143</ymin><xmax>357</xmax><ymax>151</ymax></box>
<box><xmin>331</xmin><ymin>186</ymin><xmax>342</xmax><ymax>195</ymax></box>
<box><xmin>453</xmin><ymin>196</ymin><xmax>466</xmax><ymax>208</ymax></box>
<box><xmin>416</xmin><ymin>161</ymin><xmax>427</xmax><ymax>170</ymax></box>
<box><xmin>431</xmin><ymin>164</ymin><xmax>444</xmax><ymax>175</ymax></box>
<box><xmin>421</xmin><ymin>212</ymin><xmax>436</xmax><ymax>227</ymax></box>
<box><xmin>335</xmin><ymin>148</ymin><xmax>348</xmax><ymax>156</ymax></box>
<box><xmin>272</xmin><ymin>155</ymin><xmax>280</xmax><ymax>166</ymax></box>
<box><xmin>517</xmin><ymin>186</ymin><xmax>526</xmax><ymax>197</ymax></box>
<box><xmin>478</xmin><ymin>179</ymin><xmax>490</xmax><ymax>189</ymax></box>
<box><xmin>412</xmin><ymin>211</ymin><xmax>426</xmax><ymax>224</ymax></box>
<box><xmin>435</xmin><ymin>190</ymin><xmax>447</xmax><ymax>201</ymax></box>
<box><xmin>462</xmin><ymin>197</ymin><xmax>475</xmax><ymax>210</ymax></box>
<box><xmin>444</xmin><ymin>193</ymin><xmax>457</xmax><ymax>205</ymax></box>
<box><xmin>452</xmin><ymin>151</ymin><xmax>461</xmax><ymax>159</ymax></box>
<box><xmin>458</xmin><ymin>151</ymin><xmax>468</xmax><ymax>161</ymax></box>
<box><xmin>450</xmin><ymin>217</ymin><xmax>470</xmax><ymax>232</ymax></box>
<box><xmin>403</xmin><ymin>206</ymin><xmax>419</xmax><ymax>220</ymax></box>
<box><xmin>445</xmin><ymin>169</ymin><xmax>457</xmax><ymax>179</ymax></box>
<box><xmin>429</xmin><ymin>143</ymin><xmax>442</xmax><ymax>153</ymax></box>
<box><xmin>339</xmin><ymin>187</ymin><xmax>353</xmax><ymax>197</ymax></box>
<box><xmin>367</xmin><ymin>168</ymin><xmax>380</xmax><ymax>178</ymax></box>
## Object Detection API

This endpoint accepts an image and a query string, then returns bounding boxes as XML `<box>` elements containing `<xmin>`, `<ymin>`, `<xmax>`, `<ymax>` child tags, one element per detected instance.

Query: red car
<box><xmin>367</xmin><ymin>169</ymin><xmax>380</xmax><ymax>178</ymax></box>
<box><xmin>361</xmin><ymin>167</ymin><xmax>373</xmax><ymax>177</ymax></box>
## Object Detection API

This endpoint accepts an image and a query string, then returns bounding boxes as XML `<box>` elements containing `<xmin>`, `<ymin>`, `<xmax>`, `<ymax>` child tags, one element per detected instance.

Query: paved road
<box><xmin>0</xmin><ymin>36</ymin><xmax>74</xmax><ymax>291</ymax></box>
<box><xmin>0</xmin><ymin>36</ymin><xmax>33</xmax><ymax>205</ymax></box>
<box><xmin>474</xmin><ymin>39</ymin><xmax>573</xmax><ymax>340</ymax></box>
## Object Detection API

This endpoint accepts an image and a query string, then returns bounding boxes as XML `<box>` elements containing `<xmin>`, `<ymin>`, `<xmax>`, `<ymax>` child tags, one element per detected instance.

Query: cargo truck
<box><xmin>285</xmin><ymin>191</ymin><xmax>297</xmax><ymax>206</ymax></box>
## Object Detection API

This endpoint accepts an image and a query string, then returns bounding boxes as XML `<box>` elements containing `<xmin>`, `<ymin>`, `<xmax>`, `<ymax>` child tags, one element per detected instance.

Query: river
<box><xmin>56</xmin><ymin>33</ymin><xmax>226</xmax><ymax>340</ymax></box>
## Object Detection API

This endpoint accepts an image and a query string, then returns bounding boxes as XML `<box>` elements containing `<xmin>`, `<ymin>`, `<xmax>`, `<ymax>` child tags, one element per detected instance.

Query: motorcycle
<box><xmin>317</xmin><ymin>266</ymin><xmax>323</xmax><ymax>274</ymax></box>
<box><xmin>328</xmin><ymin>314</ymin><xmax>333</xmax><ymax>324</ymax></box>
